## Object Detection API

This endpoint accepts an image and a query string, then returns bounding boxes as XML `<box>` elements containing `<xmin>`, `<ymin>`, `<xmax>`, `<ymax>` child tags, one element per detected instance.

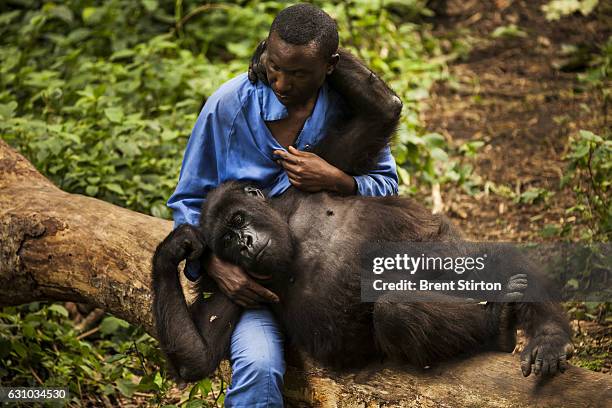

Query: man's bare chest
<box><xmin>265</xmin><ymin>109</ymin><xmax>312</xmax><ymax>148</ymax></box>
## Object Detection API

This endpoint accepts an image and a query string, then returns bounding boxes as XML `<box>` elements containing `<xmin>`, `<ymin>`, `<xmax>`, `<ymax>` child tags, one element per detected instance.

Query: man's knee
<box><xmin>237</xmin><ymin>353</ymin><xmax>284</xmax><ymax>385</ymax></box>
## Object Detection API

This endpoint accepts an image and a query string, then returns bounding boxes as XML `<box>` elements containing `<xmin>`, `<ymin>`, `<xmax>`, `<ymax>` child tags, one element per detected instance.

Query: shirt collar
<box><xmin>256</xmin><ymin>80</ymin><xmax>330</xmax><ymax>122</ymax></box>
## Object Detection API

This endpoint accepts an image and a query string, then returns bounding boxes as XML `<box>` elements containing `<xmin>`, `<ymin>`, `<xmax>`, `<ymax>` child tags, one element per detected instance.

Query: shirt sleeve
<box><xmin>167</xmin><ymin>103</ymin><xmax>225</xmax><ymax>281</ymax></box>
<box><xmin>353</xmin><ymin>146</ymin><xmax>399</xmax><ymax>197</ymax></box>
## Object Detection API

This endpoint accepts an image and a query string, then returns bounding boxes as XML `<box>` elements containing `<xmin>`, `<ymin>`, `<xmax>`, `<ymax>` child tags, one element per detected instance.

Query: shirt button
<box><xmin>304</xmin><ymin>144</ymin><xmax>311</xmax><ymax>151</ymax></box>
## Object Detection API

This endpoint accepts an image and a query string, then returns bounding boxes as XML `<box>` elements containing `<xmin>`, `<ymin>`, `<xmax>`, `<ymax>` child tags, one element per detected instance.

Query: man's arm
<box><xmin>273</xmin><ymin>144</ymin><xmax>398</xmax><ymax>196</ymax></box>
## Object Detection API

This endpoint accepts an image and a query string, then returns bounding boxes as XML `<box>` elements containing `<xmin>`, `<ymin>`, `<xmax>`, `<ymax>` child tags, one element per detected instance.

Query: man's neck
<box><xmin>284</xmin><ymin>92</ymin><xmax>318</xmax><ymax>116</ymax></box>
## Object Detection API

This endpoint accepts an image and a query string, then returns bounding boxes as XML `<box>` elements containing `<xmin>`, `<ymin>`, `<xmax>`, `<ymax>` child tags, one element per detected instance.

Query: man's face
<box><xmin>263</xmin><ymin>31</ymin><xmax>336</xmax><ymax>107</ymax></box>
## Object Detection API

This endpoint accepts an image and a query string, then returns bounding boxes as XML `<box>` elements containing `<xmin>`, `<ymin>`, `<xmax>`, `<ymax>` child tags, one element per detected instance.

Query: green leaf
<box><xmin>0</xmin><ymin>10</ymin><xmax>21</xmax><ymax>26</ymax></box>
<box><xmin>0</xmin><ymin>102</ymin><xmax>18</xmax><ymax>119</ymax></box>
<box><xmin>48</xmin><ymin>304</ymin><xmax>69</xmax><ymax>317</ymax></box>
<box><xmin>48</xmin><ymin>5</ymin><xmax>74</xmax><ymax>24</ymax></box>
<box><xmin>565</xmin><ymin>278</ymin><xmax>579</xmax><ymax>289</ymax></box>
<box><xmin>104</xmin><ymin>107</ymin><xmax>124</xmax><ymax>123</ymax></box>
<box><xmin>82</xmin><ymin>7</ymin><xmax>103</xmax><ymax>24</ymax></box>
<box><xmin>430</xmin><ymin>147</ymin><xmax>448</xmax><ymax>162</ymax></box>
<box><xmin>541</xmin><ymin>224</ymin><xmax>561</xmax><ymax>238</ymax></box>
<box><xmin>105</xmin><ymin>353</ymin><xmax>127</xmax><ymax>363</ymax></box>
<box><xmin>141</xmin><ymin>0</ymin><xmax>159</xmax><ymax>12</ymax></box>
<box><xmin>99</xmin><ymin>316</ymin><xmax>129</xmax><ymax>335</ymax></box>
<box><xmin>579</xmin><ymin>130</ymin><xmax>603</xmax><ymax>142</ymax></box>
<box><xmin>110</xmin><ymin>49</ymin><xmax>136</xmax><ymax>61</ymax></box>
<box><xmin>116</xmin><ymin>378</ymin><xmax>138</xmax><ymax>397</ymax></box>
<box><xmin>12</xmin><ymin>342</ymin><xmax>27</xmax><ymax>358</ymax></box>
<box><xmin>85</xmin><ymin>185</ymin><xmax>99</xmax><ymax>196</ymax></box>
<box><xmin>422</xmin><ymin>133</ymin><xmax>446</xmax><ymax>148</ymax></box>
<box><xmin>154</xmin><ymin>372</ymin><xmax>163</xmax><ymax>389</ymax></box>
<box><xmin>105</xmin><ymin>183</ymin><xmax>125</xmax><ymax>195</ymax></box>
<box><xmin>491</xmin><ymin>24</ymin><xmax>527</xmax><ymax>38</ymax></box>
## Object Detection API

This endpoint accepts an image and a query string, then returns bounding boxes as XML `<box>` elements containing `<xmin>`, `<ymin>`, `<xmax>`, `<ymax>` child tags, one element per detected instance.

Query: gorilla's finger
<box><xmin>510</xmin><ymin>278</ymin><xmax>528</xmax><ymax>287</ymax></box>
<box><xmin>534</xmin><ymin>357</ymin><xmax>543</xmax><ymax>375</ymax></box>
<box><xmin>504</xmin><ymin>292</ymin><xmax>524</xmax><ymax>302</ymax></box>
<box><xmin>520</xmin><ymin>347</ymin><xmax>534</xmax><ymax>377</ymax></box>
<box><xmin>248</xmin><ymin>40</ymin><xmax>268</xmax><ymax>84</ymax></box>
<box><xmin>186</xmin><ymin>241</ymin><xmax>205</xmax><ymax>261</ymax></box>
<box><xmin>541</xmin><ymin>359</ymin><xmax>551</xmax><ymax>376</ymax></box>
<box><xmin>558</xmin><ymin>354</ymin><xmax>568</xmax><ymax>373</ymax></box>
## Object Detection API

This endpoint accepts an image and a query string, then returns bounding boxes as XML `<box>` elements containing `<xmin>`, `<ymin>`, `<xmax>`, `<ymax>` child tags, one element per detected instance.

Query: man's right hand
<box><xmin>206</xmin><ymin>254</ymin><xmax>279</xmax><ymax>308</ymax></box>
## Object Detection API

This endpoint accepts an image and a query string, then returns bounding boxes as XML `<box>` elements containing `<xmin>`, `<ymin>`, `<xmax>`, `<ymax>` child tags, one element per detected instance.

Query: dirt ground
<box><xmin>422</xmin><ymin>0</ymin><xmax>610</xmax><ymax>372</ymax></box>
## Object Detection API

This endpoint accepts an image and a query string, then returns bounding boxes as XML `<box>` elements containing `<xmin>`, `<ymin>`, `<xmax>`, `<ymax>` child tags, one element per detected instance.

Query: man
<box><xmin>167</xmin><ymin>4</ymin><xmax>399</xmax><ymax>407</ymax></box>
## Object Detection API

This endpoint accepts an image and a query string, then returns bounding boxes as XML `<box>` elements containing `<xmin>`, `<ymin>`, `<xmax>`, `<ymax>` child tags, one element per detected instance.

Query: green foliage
<box><xmin>578</xmin><ymin>36</ymin><xmax>611</xmax><ymax>105</ymax></box>
<box><xmin>0</xmin><ymin>0</ymin><xmax>459</xmax><ymax>217</ymax></box>
<box><xmin>0</xmin><ymin>302</ymin><xmax>170</xmax><ymax>405</ymax></box>
<box><xmin>560</xmin><ymin>130</ymin><xmax>611</xmax><ymax>241</ymax></box>
<box><xmin>541</xmin><ymin>0</ymin><xmax>599</xmax><ymax>21</ymax></box>
<box><xmin>515</xmin><ymin>187</ymin><xmax>553</xmax><ymax>205</ymax></box>
<box><xmin>491</xmin><ymin>24</ymin><xmax>527</xmax><ymax>39</ymax></box>
<box><xmin>327</xmin><ymin>0</ymin><xmax>460</xmax><ymax>187</ymax></box>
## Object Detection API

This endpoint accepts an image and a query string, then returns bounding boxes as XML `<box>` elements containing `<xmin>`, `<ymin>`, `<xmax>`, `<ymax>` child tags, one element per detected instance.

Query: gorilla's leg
<box><xmin>372</xmin><ymin>275</ymin><xmax>528</xmax><ymax>367</ymax></box>
<box><xmin>152</xmin><ymin>224</ymin><xmax>241</xmax><ymax>382</ymax></box>
<box><xmin>372</xmin><ymin>294</ymin><xmax>501</xmax><ymax>367</ymax></box>
<box><xmin>493</xmin><ymin>251</ymin><xmax>573</xmax><ymax>376</ymax></box>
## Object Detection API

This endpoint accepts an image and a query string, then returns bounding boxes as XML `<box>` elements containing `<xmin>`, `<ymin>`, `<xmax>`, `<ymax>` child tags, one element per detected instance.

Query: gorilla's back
<box><xmin>269</xmin><ymin>190</ymin><xmax>460</xmax><ymax>367</ymax></box>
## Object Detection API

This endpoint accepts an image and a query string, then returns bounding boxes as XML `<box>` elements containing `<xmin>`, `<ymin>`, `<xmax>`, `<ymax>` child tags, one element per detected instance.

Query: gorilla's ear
<box><xmin>244</xmin><ymin>186</ymin><xmax>265</xmax><ymax>200</ymax></box>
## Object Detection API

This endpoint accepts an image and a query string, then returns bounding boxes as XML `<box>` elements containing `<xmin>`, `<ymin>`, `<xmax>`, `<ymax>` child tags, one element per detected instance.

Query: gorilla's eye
<box><xmin>230</xmin><ymin>213</ymin><xmax>245</xmax><ymax>227</ymax></box>
<box><xmin>222</xmin><ymin>233</ymin><xmax>232</xmax><ymax>247</ymax></box>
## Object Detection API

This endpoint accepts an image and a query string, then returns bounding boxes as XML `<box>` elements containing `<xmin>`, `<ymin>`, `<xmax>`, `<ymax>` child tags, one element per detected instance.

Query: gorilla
<box><xmin>152</xmin><ymin>49</ymin><xmax>573</xmax><ymax>383</ymax></box>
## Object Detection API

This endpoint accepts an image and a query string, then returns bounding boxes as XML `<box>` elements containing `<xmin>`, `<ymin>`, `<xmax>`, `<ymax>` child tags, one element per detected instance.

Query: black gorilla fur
<box><xmin>152</xmin><ymin>49</ymin><xmax>572</xmax><ymax>382</ymax></box>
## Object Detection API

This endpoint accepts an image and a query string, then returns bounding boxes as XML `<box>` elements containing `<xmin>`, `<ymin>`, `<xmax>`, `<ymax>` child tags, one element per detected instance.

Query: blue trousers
<box><xmin>224</xmin><ymin>308</ymin><xmax>285</xmax><ymax>407</ymax></box>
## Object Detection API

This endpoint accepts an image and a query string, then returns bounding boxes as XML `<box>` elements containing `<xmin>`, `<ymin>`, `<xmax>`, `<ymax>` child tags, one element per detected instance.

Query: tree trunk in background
<box><xmin>0</xmin><ymin>140</ymin><xmax>610</xmax><ymax>407</ymax></box>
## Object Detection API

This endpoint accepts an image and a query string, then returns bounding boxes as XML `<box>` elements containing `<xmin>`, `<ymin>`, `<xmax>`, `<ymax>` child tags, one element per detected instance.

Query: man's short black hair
<box><xmin>270</xmin><ymin>3</ymin><xmax>339</xmax><ymax>59</ymax></box>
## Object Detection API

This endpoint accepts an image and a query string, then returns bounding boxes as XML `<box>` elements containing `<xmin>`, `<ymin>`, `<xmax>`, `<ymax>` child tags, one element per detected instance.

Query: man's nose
<box><xmin>274</xmin><ymin>73</ymin><xmax>292</xmax><ymax>94</ymax></box>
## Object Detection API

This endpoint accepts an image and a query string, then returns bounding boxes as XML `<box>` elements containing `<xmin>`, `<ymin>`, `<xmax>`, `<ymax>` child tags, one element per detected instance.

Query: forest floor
<box><xmin>422</xmin><ymin>0</ymin><xmax>610</xmax><ymax>373</ymax></box>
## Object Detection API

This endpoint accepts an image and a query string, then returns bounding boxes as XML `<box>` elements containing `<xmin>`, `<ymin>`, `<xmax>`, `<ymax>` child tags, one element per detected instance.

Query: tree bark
<box><xmin>0</xmin><ymin>139</ymin><xmax>610</xmax><ymax>407</ymax></box>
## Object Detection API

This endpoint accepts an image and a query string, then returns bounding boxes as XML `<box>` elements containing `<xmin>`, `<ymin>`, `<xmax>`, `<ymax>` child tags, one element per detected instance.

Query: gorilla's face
<box><xmin>201</xmin><ymin>182</ymin><xmax>295</xmax><ymax>280</ymax></box>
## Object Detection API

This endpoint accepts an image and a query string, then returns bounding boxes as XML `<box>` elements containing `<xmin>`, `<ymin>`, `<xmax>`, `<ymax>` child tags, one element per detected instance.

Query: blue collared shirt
<box><xmin>168</xmin><ymin>73</ymin><xmax>398</xmax><ymax>280</ymax></box>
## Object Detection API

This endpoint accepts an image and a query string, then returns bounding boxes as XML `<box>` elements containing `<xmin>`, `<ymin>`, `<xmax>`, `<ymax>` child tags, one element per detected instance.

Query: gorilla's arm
<box><xmin>249</xmin><ymin>42</ymin><xmax>402</xmax><ymax>175</ymax></box>
<box><xmin>313</xmin><ymin>49</ymin><xmax>402</xmax><ymax>175</ymax></box>
<box><xmin>152</xmin><ymin>224</ymin><xmax>241</xmax><ymax>381</ymax></box>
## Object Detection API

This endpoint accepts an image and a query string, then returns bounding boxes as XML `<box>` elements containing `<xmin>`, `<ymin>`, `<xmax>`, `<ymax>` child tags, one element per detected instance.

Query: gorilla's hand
<box><xmin>207</xmin><ymin>254</ymin><xmax>279</xmax><ymax>308</ymax></box>
<box><xmin>248</xmin><ymin>40</ymin><xmax>269</xmax><ymax>85</ymax></box>
<box><xmin>159</xmin><ymin>224</ymin><xmax>205</xmax><ymax>266</ymax></box>
<box><xmin>520</xmin><ymin>323</ymin><xmax>573</xmax><ymax>376</ymax></box>
<box><xmin>502</xmin><ymin>274</ymin><xmax>528</xmax><ymax>302</ymax></box>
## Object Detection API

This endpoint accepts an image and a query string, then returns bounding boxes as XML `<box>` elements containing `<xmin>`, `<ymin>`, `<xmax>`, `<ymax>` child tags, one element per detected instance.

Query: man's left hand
<box><xmin>274</xmin><ymin>146</ymin><xmax>356</xmax><ymax>194</ymax></box>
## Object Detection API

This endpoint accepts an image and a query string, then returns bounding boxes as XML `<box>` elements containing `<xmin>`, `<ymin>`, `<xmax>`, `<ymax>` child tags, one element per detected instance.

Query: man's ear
<box><xmin>326</xmin><ymin>52</ymin><xmax>340</xmax><ymax>75</ymax></box>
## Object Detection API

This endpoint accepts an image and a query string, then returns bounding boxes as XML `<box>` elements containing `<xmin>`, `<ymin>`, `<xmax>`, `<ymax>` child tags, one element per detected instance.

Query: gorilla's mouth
<box><xmin>248</xmin><ymin>239</ymin><xmax>272</xmax><ymax>280</ymax></box>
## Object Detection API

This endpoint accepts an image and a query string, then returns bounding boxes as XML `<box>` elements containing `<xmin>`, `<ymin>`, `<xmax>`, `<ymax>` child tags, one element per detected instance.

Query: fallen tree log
<box><xmin>0</xmin><ymin>139</ymin><xmax>610</xmax><ymax>407</ymax></box>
